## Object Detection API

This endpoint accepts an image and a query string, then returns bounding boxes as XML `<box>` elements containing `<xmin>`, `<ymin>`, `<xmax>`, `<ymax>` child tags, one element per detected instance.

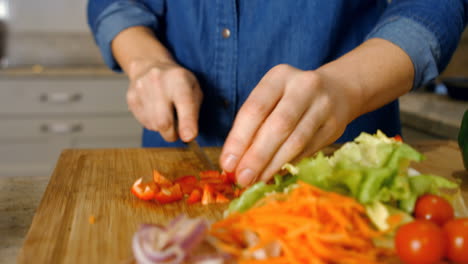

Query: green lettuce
<box><xmin>227</xmin><ymin>130</ymin><xmax>459</xmax><ymax>231</ymax></box>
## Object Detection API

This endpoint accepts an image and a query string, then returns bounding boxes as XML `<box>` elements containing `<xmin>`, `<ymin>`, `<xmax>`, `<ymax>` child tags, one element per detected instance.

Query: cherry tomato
<box><xmin>443</xmin><ymin>218</ymin><xmax>468</xmax><ymax>264</ymax></box>
<box><xmin>395</xmin><ymin>220</ymin><xmax>447</xmax><ymax>264</ymax></box>
<box><xmin>414</xmin><ymin>194</ymin><xmax>454</xmax><ymax>226</ymax></box>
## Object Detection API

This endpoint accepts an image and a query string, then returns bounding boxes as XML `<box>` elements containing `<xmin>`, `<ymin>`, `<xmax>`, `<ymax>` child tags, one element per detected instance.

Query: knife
<box><xmin>186</xmin><ymin>140</ymin><xmax>219</xmax><ymax>171</ymax></box>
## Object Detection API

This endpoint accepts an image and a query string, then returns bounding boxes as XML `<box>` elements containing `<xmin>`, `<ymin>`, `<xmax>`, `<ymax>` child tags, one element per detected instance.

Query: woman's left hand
<box><xmin>220</xmin><ymin>39</ymin><xmax>414</xmax><ymax>187</ymax></box>
<box><xmin>219</xmin><ymin>64</ymin><xmax>358</xmax><ymax>187</ymax></box>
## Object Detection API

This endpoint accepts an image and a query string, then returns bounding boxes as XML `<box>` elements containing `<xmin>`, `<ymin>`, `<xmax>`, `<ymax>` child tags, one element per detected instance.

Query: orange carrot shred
<box><xmin>209</xmin><ymin>182</ymin><xmax>392</xmax><ymax>263</ymax></box>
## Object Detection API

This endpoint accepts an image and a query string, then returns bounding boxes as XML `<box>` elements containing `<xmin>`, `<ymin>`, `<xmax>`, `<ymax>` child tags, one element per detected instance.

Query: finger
<box><xmin>258</xmin><ymin>101</ymin><xmax>332</xmax><ymax>182</ymax></box>
<box><xmin>234</xmin><ymin>79</ymin><xmax>317</xmax><ymax>186</ymax></box>
<box><xmin>173</xmin><ymin>82</ymin><xmax>202</xmax><ymax>142</ymax></box>
<box><xmin>220</xmin><ymin>70</ymin><xmax>289</xmax><ymax>173</ymax></box>
<box><xmin>137</xmin><ymin>71</ymin><xmax>178</xmax><ymax>142</ymax></box>
<box><xmin>127</xmin><ymin>84</ymin><xmax>150</xmax><ymax>129</ymax></box>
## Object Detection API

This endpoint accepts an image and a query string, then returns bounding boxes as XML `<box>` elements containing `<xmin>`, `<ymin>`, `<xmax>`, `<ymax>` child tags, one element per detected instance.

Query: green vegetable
<box><xmin>458</xmin><ymin>109</ymin><xmax>468</xmax><ymax>169</ymax></box>
<box><xmin>358</xmin><ymin>168</ymin><xmax>393</xmax><ymax>204</ymax></box>
<box><xmin>227</xmin><ymin>130</ymin><xmax>459</xmax><ymax>219</ymax></box>
<box><xmin>228</xmin><ymin>182</ymin><xmax>276</xmax><ymax>213</ymax></box>
<box><xmin>366</xmin><ymin>201</ymin><xmax>414</xmax><ymax>233</ymax></box>
<box><xmin>366</xmin><ymin>201</ymin><xmax>391</xmax><ymax>231</ymax></box>
<box><xmin>227</xmin><ymin>174</ymin><xmax>298</xmax><ymax>214</ymax></box>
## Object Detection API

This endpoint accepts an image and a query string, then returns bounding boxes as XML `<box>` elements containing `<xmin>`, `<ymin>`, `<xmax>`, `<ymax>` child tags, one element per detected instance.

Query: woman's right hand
<box><xmin>126</xmin><ymin>59</ymin><xmax>203</xmax><ymax>143</ymax></box>
<box><xmin>111</xmin><ymin>26</ymin><xmax>203</xmax><ymax>143</ymax></box>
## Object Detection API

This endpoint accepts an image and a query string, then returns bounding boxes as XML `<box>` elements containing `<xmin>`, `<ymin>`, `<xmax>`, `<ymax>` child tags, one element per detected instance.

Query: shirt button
<box><xmin>222</xmin><ymin>98</ymin><xmax>230</xmax><ymax>108</ymax></box>
<box><xmin>222</xmin><ymin>28</ymin><xmax>231</xmax><ymax>39</ymax></box>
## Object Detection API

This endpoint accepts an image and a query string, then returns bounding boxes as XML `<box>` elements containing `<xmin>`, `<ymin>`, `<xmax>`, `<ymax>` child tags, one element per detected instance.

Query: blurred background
<box><xmin>0</xmin><ymin>0</ymin><xmax>140</xmax><ymax>178</ymax></box>
<box><xmin>0</xmin><ymin>0</ymin><xmax>466</xmax><ymax>178</ymax></box>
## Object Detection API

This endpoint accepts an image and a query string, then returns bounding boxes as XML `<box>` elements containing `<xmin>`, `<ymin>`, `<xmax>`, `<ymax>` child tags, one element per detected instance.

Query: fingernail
<box><xmin>181</xmin><ymin>128</ymin><xmax>194</xmax><ymax>142</ymax></box>
<box><xmin>238</xmin><ymin>168</ymin><xmax>255</xmax><ymax>187</ymax></box>
<box><xmin>222</xmin><ymin>154</ymin><xmax>238</xmax><ymax>172</ymax></box>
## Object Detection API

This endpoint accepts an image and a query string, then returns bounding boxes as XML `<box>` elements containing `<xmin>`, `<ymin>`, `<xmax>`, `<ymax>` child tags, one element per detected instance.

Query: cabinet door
<box><xmin>0</xmin><ymin>116</ymin><xmax>141</xmax><ymax>139</ymax></box>
<box><xmin>0</xmin><ymin>137</ymin><xmax>69</xmax><ymax>177</ymax></box>
<box><xmin>0</xmin><ymin>78</ymin><xmax>130</xmax><ymax>114</ymax></box>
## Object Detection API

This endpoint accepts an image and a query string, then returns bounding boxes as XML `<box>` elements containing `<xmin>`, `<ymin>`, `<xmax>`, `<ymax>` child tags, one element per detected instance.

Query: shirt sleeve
<box><xmin>87</xmin><ymin>0</ymin><xmax>164</xmax><ymax>71</ymax></box>
<box><xmin>366</xmin><ymin>0</ymin><xmax>467</xmax><ymax>89</ymax></box>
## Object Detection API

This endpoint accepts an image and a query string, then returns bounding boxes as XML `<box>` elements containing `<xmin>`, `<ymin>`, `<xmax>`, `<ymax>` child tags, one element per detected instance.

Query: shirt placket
<box><xmin>215</xmin><ymin>0</ymin><xmax>238</xmax><ymax>135</ymax></box>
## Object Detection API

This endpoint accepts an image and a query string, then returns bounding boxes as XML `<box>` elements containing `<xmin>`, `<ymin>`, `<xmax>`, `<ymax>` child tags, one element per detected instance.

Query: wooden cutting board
<box><xmin>17</xmin><ymin>141</ymin><xmax>468</xmax><ymax>264</ymax></box>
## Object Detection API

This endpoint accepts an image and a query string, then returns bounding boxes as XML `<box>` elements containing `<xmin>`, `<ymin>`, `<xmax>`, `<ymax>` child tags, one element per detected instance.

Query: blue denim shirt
<box><xmin>88</xmin><ymin>0</ymin><xmax>467</xmax><ymax>147</ymax></box>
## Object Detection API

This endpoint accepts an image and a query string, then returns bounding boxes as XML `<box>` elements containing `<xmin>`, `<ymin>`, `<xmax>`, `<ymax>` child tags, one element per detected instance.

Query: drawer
<box><xmin>0</xmin><ymin>78</ymin><xmax>130</xmax><ymax>114</ymax></box>
<box><xmin>0</xmin><ymin>116</ymin><xmax>141</xmax><ymax>139</ymax></box>
<box><xmin>0</xmin><ymin>137</ymin><xmax>68</xmax><ymax>177</ymax></box>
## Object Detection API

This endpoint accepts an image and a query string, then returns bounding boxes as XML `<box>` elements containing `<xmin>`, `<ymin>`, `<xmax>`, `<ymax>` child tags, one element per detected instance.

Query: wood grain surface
<box><xmin>17</xmin><ymin>141</ymin><xmax>468</xmax><ymax>264</ymax></box>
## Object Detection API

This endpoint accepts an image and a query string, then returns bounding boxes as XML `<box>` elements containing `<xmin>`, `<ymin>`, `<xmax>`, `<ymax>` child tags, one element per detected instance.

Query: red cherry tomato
<box><xmin>395</xmin><ymin>220</ymin><xmax>447</xmax><ymax>264</ymax></box>
<box><xmin>443</xmin><ymin>218</ymin><xmax>468</xmax><ymax>264</ymax></box>
<box><xmin>414</xmin><ymin>194</ymin><xmax>454</xmax><ymax>226</ymax></box>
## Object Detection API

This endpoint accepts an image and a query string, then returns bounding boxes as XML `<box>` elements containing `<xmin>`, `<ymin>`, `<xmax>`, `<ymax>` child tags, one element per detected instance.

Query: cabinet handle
<box><xmin>39</xmin><ymin>92</ymin><xmax>82</xmax><ymax>103</ymax></box>
<box><xmin>40</xmin><ymin>123</ymin><xmax>83</xmax><ymax>134</ymax></box>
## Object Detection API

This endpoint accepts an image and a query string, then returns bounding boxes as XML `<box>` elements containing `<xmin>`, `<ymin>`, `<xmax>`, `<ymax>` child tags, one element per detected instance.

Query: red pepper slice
<box><xmin>221</xmin><ymin>171</ymin><xmax>236</xmax><ymax>184</ymax></box>
<box><xmin>154</xmin><ymin>183</ymin><xmax>183</xmax><ymax>204</ymax></box>
<box><xmin>187</xmin><ymin>189</ymin><xmax>202</xmax><ymax>204</ymax></box>
<box><xmin>234</xmin><ymin>188</ymin><xmax>245</xmax><ymax>198</ymax></box>
<box><xmin>131</xmin><ymin>178</ymin><xmax>157</xmax><ymax>201</ymax></box>
<box><xmin>201</xmin><ymin>184</ymin><xmax>216</xmax><ymax>205</ymax></box>
<box><xmin>215</xmin><ymin>193</ymin><xmax>230</xmax><ymax>203</ymax></box>
<box><xmin>210</xmin><ymin>183</ymin><xmax>235</xmax><ymax>194</ymax></box>
<box><xmin>393</xmin><ymin>135</ymin><xmax>403</xmax><ymax>142</ymax></box>
<box><xmin>174</xmin><ymin>175</ymin><xmax>198</xmax><ymax>185</ymax></box>
<box><xmin>174</xmin><ymin>175</ymin><xmax>199</xmax><ymax>194</ymax></box>
<box><xmin>199</xmin><ymin>170</ymin><xmax>221</xmax><ymax>179</ymax></box>
<box><xmin>153</xmin><ymin>169</ymin><xmax>173</xmax><ymax>186</ymax></box>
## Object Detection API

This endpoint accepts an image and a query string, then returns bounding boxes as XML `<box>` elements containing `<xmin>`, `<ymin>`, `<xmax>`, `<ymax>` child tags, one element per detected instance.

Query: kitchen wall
<box><xmin>2</xmin><ymin>0</ymin><xmax>104</xmax><ymax>67</ymax></box>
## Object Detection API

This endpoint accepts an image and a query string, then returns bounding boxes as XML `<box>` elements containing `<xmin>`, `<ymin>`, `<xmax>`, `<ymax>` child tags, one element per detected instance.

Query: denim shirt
<box><xmin>88</xmin><ymin>0</ymin><xmax>467</xmax><ymax>147</ymax></box>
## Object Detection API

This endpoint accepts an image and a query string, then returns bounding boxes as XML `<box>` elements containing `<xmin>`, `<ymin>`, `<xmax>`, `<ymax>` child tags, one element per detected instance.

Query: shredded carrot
<box><xmin>209</xmin><ymin>182</ymin><xmax>393</xmax><ymax>264</ymax></box>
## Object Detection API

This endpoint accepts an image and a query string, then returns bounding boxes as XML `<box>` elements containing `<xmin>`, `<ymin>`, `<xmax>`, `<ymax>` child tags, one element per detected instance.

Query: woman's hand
<box><xmin>220</xmin><ymin>38</ymin><xmax>414</xmax><ymax>187</ymax></box>
<box><xmin>111</xmin><ymin>26</ymin><xmax>203</xmax><ymax>142</ymax></box>
<box><xmin>126</xmin><ymin>59</ymin><xmax>203</xmax><ymax>142</ymax></box>
<box><xmin>220</xmin><ymin>64</ymin><xmax>355</xmax><ymax>186</ymax></box>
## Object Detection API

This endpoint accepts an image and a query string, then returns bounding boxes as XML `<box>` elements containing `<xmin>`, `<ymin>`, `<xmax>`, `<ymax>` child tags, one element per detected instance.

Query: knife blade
<box><xmin>186</xmin><ymin>140</ymin><xmax>218</xmax><ymax>171</ymax></box>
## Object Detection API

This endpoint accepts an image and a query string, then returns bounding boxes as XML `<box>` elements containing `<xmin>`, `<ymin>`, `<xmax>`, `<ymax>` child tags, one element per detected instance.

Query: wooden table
<box><xmin>17</xmin><ymin>141</ymin><xmax>468</xmax><ymax>263</ymax></box>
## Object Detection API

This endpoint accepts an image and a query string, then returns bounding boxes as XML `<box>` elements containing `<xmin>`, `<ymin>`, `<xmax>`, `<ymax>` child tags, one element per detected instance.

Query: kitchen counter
<box><xmin>0</xmin><ymin>66</ymin><xmax>125</xmax><ymax>78</ymax></box>
<box><xmin>0</xmin><ymin>176</ymin><xmax>48</xmax><ymax>264</ymax></box>
<box><xmin>3</xmin><ymin>142</ymin><xmax>468</xmax><ymax>264</ymax></box>
<box><xmin>400</xmin><ymin>92</ymin><xmax>468</xmax><ymax>140</ymax></box>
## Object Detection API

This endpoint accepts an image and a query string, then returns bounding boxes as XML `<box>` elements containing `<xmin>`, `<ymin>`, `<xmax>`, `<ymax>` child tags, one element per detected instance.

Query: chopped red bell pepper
<box><xmin>153</xmin><ymin>169</ymin><xmax>173</xmax><ymax>186</ymax></box>
<box><xmin>221</xmin><ymin>171</ymin><xmax>236</xmax><ymax>184</ymax></box>
<box><xmin>187</xmin><ymin>189</ymin><xmax>202</xmax><ymax>204</ymax></box>
<box><xmin>393</xmin><ymin>135</ymin><xmax>403</xmax><ymax>142</ymax></box>
<box><xmin>215</xmin><ymin>193</ymin><xmax>230</xmax><ymax>203</ymax></box>
<box><xmin>154</xmin><ymin>183</ymin><xmax>183</xmax><ymax>204</ymax></box>
<box><xmin>175</xmin><ymin>175</ymin><xmax>198</xmax><ymax>185</ymax></box>
<box><xmin>131</xmin><ymin>178</ymin><xmax>157</xmax><ymax>201</ymax></box>
<box><xmin>201</xmin><ymin>184</ymin><xmax>216</xmax><ymax>205</ymax></box>
<box><xmin>234</xmin><ymin>188</ymin><xmax>245</xmax><ymax>198</ymax></box>
<box><xmin>199</xmin><ymin>170</ymin><xmax>221</xmax><ymax>179</ymax></box>
<box><xmin>210</xmin><ymin>183</ymin><xmax>234</xmax><ymax>194</ymax></box>
<box><xmin>174</xmin><ymin>175</ymin><xmax>200</xmax><ymax>194</ymax></box>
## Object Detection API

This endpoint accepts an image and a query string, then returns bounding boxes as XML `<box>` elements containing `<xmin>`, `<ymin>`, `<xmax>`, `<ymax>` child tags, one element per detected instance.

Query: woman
<box><xmin>88</xmin><ymin>0</ymin><xmax>467</xmax><ymax>186</ymax></box>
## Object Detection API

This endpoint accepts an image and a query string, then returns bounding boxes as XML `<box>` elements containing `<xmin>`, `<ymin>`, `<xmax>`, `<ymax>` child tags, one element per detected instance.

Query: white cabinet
<box><xmin>0</xmin><ymin>72</ymin><xmax>141</xmax><ymax>177</ymax></box>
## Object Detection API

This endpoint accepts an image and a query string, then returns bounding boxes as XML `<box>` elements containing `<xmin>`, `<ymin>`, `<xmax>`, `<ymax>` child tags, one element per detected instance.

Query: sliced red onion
<box><xmin>133</xmin><ymin>224</ymin><xmax>184</xmax><ymax>264</ymax></box>
<box><xmin>132</xmin><ymin>215</ymin><xmax>213</xmax><ymax>264</ymax></box>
